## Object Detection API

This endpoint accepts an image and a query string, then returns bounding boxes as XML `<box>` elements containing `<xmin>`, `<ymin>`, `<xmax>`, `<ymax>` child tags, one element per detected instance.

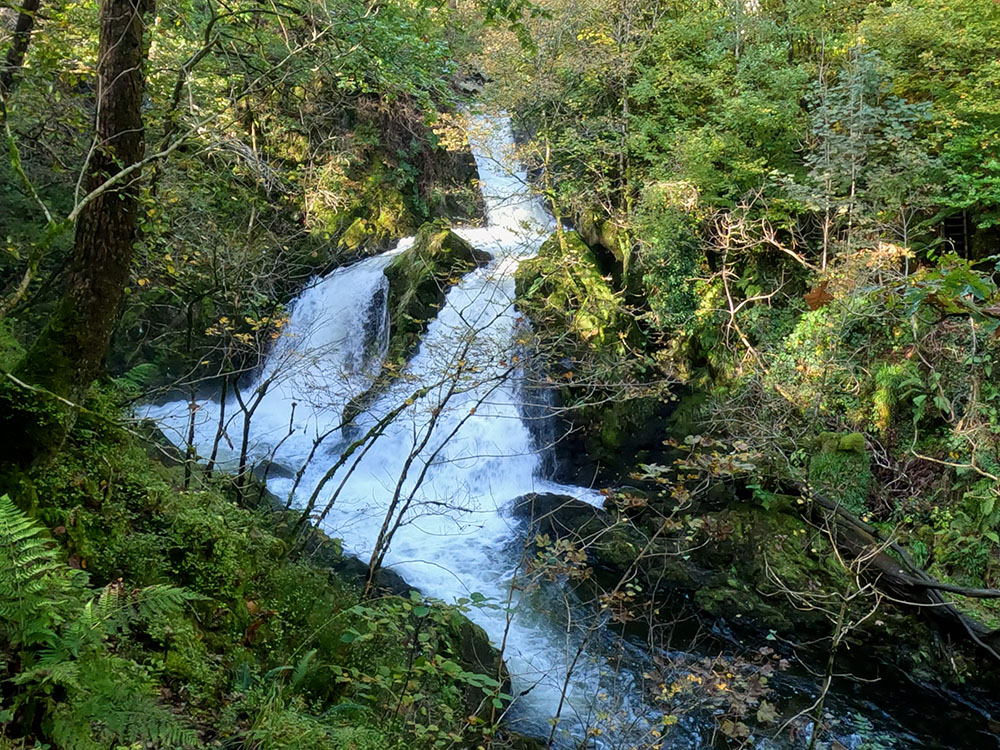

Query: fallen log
<box><xmin>789</xmin><ymin>481</ymin><xmax>1000</xmax><ymax>663</ymax></box>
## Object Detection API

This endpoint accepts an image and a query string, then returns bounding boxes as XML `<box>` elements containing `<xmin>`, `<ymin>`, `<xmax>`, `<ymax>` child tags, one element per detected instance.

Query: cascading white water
<box><xmin>142</xmin><ymin>114</ymin><xmax>944</xmax><ymax>750</ymax></box>
<box><xmin>146</xmin><ymin>114</ymin><xmax>649</xmax><ymax>746</ymax></box>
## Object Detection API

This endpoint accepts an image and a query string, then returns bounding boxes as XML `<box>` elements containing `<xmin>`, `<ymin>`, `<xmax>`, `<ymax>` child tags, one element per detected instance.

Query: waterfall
<box><xmin>143</xmin><ymin>113</ymin><xmax>1000</xmax><ymax>750</ymax></box>
<box><xmin>146</xmin><ymin>112</ymin><xmax>973</xmax><ymax>750</ymax></box>
<box><xmin>145</xmin><ymin>114</ymin><xmax>643</xmax><ymax>745</ymax></box>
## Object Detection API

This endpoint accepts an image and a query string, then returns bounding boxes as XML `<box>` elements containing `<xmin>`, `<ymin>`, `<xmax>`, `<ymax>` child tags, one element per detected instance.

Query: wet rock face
<box><xmin>382</xmin><ymin>220</ymin><xmax>491</xmax><ymax>364</ymax></box>
<box><xmin>511</xmin><ymin>492</ymin><xmax>609</xmax><ymax>537</ymax></box>
<box><xmin>342</xmin><ymin>221</ymin><xmax>492</xmax><ymax>425</ymax></box>
<box><xmin>513</xmin><ymin>230</ymin><xmax>672</xmax><ymax>484</ymax></box>
<box><xmin>511</xmin><ymin>493</ymin><xmax>647</xmax><ymax>572</ymax></box>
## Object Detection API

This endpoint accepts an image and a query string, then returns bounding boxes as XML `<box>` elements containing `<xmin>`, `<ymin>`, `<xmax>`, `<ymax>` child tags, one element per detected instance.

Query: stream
<box><xmin>146</xmin><ymin>114</ymin><xmax>999</xmax><ymax>749</ymax></box>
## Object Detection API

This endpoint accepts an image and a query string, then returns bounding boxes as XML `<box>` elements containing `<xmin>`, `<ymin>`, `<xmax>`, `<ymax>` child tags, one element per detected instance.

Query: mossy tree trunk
<box><xmin>0</xmin><ymin>0</ymin><xmax>152</xmax><ymax>470</ymax></box>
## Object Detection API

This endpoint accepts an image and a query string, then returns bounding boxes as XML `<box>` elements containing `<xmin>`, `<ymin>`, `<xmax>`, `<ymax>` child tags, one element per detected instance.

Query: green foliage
<box><xmin>0</xmin><ymin>494</ymin><xmax>198</xmax><ymax>749</ymax></box>
<box><xmin>634</xmin><ymin>202</ymin><xmax>701</xmax><ymax>328</ymax></box>
<box><xmin>0</xmin><ymin>494</ymin><xmax>80</xmax><ymax>649</ymax></box>
<box><xmin>0</xmin><ymin>389</ymin><xmax>511</xmax><ymax>749</ymax></box>
<box><xmin>0</xmin><ymin>320</ymin><xmax>26</xmax><ymax>370</ymax></box>
<box><xmin>808</xmin><ymin>433</ymin><xmax>873</xmax><ymax>516</ymax></box>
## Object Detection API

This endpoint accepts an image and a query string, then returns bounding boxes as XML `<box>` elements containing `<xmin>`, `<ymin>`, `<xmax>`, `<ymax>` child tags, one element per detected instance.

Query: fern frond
<box><xmin>131</xmin><ymin>583</ymin><xmax>202</xmax><ymax>622</ymax></box>
<box><xmin>0</xmin><ymin>494</ymin><xmax>77</xmax><ymax>648</ymax></box>
<box><xmin>48</xmin><ymin>654</ymin><xmax>198</xmax><ymax>750</ymax></box>
<box><xmin>291</xmin><ymin>648</ymin><xmax>319</xmax><ymax>691</ymax></box>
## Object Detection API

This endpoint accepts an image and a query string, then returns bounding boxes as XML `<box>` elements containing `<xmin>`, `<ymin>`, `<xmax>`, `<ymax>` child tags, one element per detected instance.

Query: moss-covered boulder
<box><xmin>343</xmin><ymin>221</ymin><xmax>491</xmax><ymax>423</ymax></box>
<box><xmin>511</xmin><ymin>492</ymin><xmax>852</xmax><ymax>636</ymax></box>
<box><xmin>384</xmin><ymin>221</ymin><xmax>491</xmax><ymax>362</ymax></box>
<box><xmin>808</xmin><ymin>431</ymin><xmax>873</xmax><ymax>515</ymax></box>
<box><xmin>514</xmin><ymin>231</ymin><xmax>628</xmax><ymax>353</ymax></box>
<box><xmin>513</xmin><ymin>232</ymin><xmax>666</xmax><ymax>479</ymax></box>
<box><xmin>577</xmin><ymin>209</ymin><xmax>630</xmax><ymax>287</ymax></box>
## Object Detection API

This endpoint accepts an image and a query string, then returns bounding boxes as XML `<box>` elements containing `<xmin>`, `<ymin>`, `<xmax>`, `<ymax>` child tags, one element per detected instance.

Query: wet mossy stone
<box><xmin>383</xmin><ymin>221</ymin><xmax>491</xmax><ymax>363</ymax></box>
<box><xmin>342</xmin><ymin>222</ymin><xmax>491</xmax><ymax>425</ymax></box>
<box><xmin>660</xmin><ymin>503</ymin><xmax>853</xmax><ymax>635</ymax></box>
<box><xmin>514</xmin><ymin>231</ymin><xmax>628</xmax><ymax>352</ymax></box>
<box><xmin>511</xmin><ymin>492</ymin><xmax>607</xmax><ymax>535</ymax></box>
<box><xmin>340</xmin><ymin>216</ymin><xmax>371</xmax><ymax>251</ymax></box>
<box><xmin>511</xmin><ymin>492</ymin><xmax>645</xmax><ymax>570</ymax></box>
<box><xmin>439</xmin><ymin>609</ymin><xmax>511</xmax><ymax>710</ymax></box>
<box><xmin>808</xmin><ymin>431</ymin><xmax>872</xmax><ymax>516</ymax></box>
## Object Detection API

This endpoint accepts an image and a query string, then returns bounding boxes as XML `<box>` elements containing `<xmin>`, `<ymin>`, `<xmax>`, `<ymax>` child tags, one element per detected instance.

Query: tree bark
<box><xmin>1</xmin><ymin>0</ymin><xmax>153</xmax><ymax>470</ymax></box>
<box><xmin>0</xmin><ymin>0</ymin><xmax>41</xmax><ymax>113</ymax></box>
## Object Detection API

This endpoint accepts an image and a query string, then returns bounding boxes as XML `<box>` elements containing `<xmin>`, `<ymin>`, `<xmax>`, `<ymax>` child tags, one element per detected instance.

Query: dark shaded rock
<box><xmin>343</xmin><ymin>221</ymin><xmax>492</xmax><ymax>424</ymax></box>
<box><xmin>436</xmin><ymin>599</ymin><xmax>511</xmax><ymax>713</ymax></box>
<box><xmin>252</xmin><ymin>459</ymin><xmax>296</xmax><ymax>482</ymax></box>
<box><xmin>137</xmin><ymin>418</ymin><xmax>187</xmax><ymax>468</ymax></box>
<box><xmin>328</xmin><ymin>553</ymin><xmax>417</xmax><ymax>598</ymax></box>
<box><xmin>513</xmin><ymin>232</ymin><xmax>672</xmax><ymax>484</ymax></box>
<box><xmin>512</xmin><ymin>493</ymin><xmax>647</xmax><ymax>571</ymax></box>
<box><xmin>511</xmin><ymin>492</ymin><xmax>609</xmax><ymax>537</ymax></box>
<box><xmin>498</xmin><ymin>730</ymin><xmax>548</xmax><ymax>750</ymax></box>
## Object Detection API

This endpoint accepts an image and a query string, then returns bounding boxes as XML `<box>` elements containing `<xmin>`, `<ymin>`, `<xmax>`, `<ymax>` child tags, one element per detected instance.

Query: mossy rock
<box><xmin>340</xmin><ymin>216</ymin><xmax>372</xmax><ymax>251</ymax></box>
<box><xmin>342</xmin><ymin>222</ymin><xmax>491</xmax><ymax>423</ymax></box>
<box><xmin>0</xmin><ymin>320</ymin><xmax>25</xmax><ymax>371</ymax></box>
<box><xmin>512</xmin><ymin>492</ymin><xmax>643</xmax><ymax>569</ymax></box>
<box><xmin>384</xmin><ymin>221</ymin><xmax>490</xmax><ymax>361</ymax></box>
<box><xmin>809</xmin><ymin>431</ymin><xmax>872</xmax><ymax>515</ymax></box>
<box><xmin>685</xmin><ymin>504</ymin><xmax>854</xmax><ymax>633</ymax></box>
<box><xmin>514</xmin><ymin>231</ymin><xmax>628</xmax><ymax>352</ymax></box>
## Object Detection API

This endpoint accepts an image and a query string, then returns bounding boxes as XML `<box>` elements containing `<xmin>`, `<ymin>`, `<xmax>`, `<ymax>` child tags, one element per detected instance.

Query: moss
<box><xmin>677</xmin><ymin>504</ymin><xmax>853</xmax><ymax>634</ymax></box>
<box><xmin>0</xmin><ymin>319</ymin><xmax>25</xmax><ymax>370</ymax></box>
<box><xmin>577</xmin><ymin>516</ymin><xmax>643</xmax><ymax>567</ymax></box>
<box><xmin>515</xmin><ymin>231</ymin><xmax>627</xmax><ymax>352</ymax></box>
<box><xmin>341</xmin><ymin>217</ymin><xmax>372</xmax><ymax>251</ymax></box>
<box><xmin>343</xmin><ymin>221</ymin><xmax>490</xmax><ymax>423</ymax></box>
<box><xmin>809</xmin><ymin>432</ymin><xmax>872</xmax><ymax>515</ymax></box>
<box><xmin>384</xmin><ymin>221</ymin><xmax>488</xmax><ymax>356</ymax></box>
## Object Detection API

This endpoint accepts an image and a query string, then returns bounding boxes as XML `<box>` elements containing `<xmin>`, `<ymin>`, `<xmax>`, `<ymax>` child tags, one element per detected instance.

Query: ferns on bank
<box><xmin>0</xmin><ymin>494</ymin><xmax>81</xmax><ymax>649</ymax></box>
<box><xmin>0</xmin><ymin>494</ymin><xmax>199</xmax><ymax>749</ymax></box>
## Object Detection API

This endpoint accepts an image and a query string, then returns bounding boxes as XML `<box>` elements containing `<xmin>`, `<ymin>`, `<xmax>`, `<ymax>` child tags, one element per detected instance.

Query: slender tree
<box><xmin>1</xmin><ymin>0</ymin><xmax>153</xmax><ymax>469</ymax></box>
<box><xmin>0</xmin><ymin>0</ymin><xmax>42</xmax><ymax>117</ymax></box>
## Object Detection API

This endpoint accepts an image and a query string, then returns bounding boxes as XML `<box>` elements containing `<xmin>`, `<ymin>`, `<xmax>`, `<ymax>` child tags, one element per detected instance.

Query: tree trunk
<box><xmin>0</xmin><ymin>0</ymin><xmax>42</xmax><ymax>113</ymax></box>
<box><xmin>0</xmin><ymin>0</ymin><xmax>152</xmax><ymax>470</ymax></box>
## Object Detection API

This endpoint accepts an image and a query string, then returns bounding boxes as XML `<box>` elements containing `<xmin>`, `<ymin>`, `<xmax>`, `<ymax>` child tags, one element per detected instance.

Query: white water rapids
<box><xmin>146</xmin><ymin>114</ymin><xmax>655</xmax><ymax>746</ymax></box>
<box><xmin>143</xmin><ymin>115</ymin><xmax>944</xmax><ymax>750</ymax></box>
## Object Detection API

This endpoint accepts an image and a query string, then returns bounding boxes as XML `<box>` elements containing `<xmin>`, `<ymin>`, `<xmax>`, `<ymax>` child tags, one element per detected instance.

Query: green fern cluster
<box><xmin>0</xmin><ymin>495</ymin><xmax>198</xmax><ymax>749</ymax></box>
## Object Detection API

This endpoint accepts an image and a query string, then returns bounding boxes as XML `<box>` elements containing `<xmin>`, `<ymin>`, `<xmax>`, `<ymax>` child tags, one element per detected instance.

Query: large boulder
<box><xmin>512</xmin><ymin>493</ymin><xmax>646</xmax><ymax>571</ymax></box>
<box><xmin>514</xmin><ymin>231</ymin><xmax>627</xmax><ymax>353</ymax></box>
<box><xmin>383</xmin><ymin>220</ymin><xmax>491</xmax><ymax>364</ymax></box>
<box><xmin>514</xmin><ymin>231</ymin><xmax>669</xmax><ymax>482</ymax></box>
<box><xmin>343</xmin><ymin>221</ymin><xmax>491</xmax><ymax>423</ymax></box>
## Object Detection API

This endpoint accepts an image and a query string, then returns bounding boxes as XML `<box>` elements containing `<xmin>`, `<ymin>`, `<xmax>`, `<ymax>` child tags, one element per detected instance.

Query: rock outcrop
<box><xmin>343</xmin><ymin>221</ymin><xmax>491</xmax><ymax>424</ymax></box>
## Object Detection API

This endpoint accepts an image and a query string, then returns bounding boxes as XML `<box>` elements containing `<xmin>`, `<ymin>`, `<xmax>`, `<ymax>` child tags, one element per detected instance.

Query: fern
<box><xmin>1</xmin><ymin>495</ymin><xmax>199</xmax><ymax>748</ymax></box>
<box><xmin>47</xmin><ymin>654</ymin><xmax>198</xmax><ymax>750</ymax></box>
<box><xmin>0</xmin><ymin>494</ymin><xmax>82</xmax><ymax>648</ymax></box>
<box><xmin>112</xmin><ymin>363</ymin><xmax>160</xmax><ymax>398</ymax></box>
